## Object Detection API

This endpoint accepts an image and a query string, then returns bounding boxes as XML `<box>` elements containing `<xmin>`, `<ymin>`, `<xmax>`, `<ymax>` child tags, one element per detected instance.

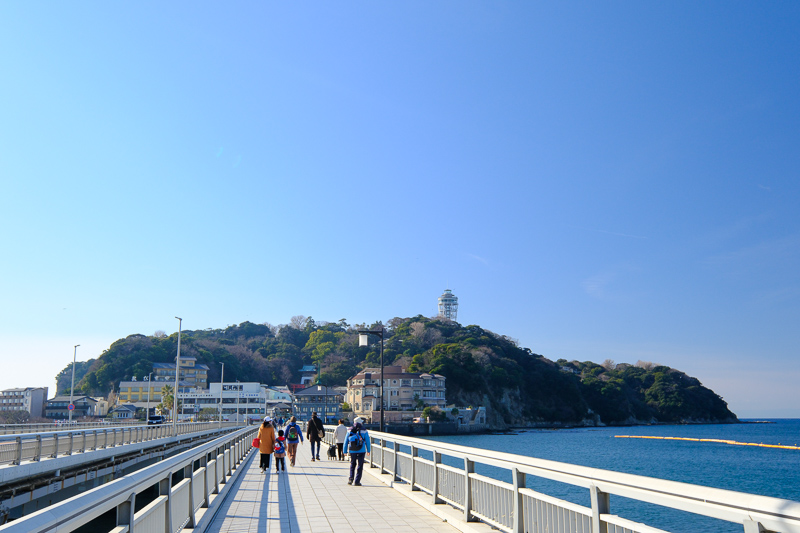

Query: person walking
<box><xmin>274</xmin><ymin>429</ymin><xmax>287</xmax><ymax>473</ymax></box>
<box><xmin>333</xmin><ymin>419</ymin><xmax>348</xmax><ymax>460</ymax></box>
<box><xmin>306</xmin><ymin>412</ymin><xmax>325</xmax><ymax>462</ymax></box>
<box><xmin>344</xmin><ymin>417</ymin><xmax>370</xmax><ymax>486</ymax></box>
<box><xmin>284</xmin><ymin>416</ymin><xmax>303</xmax><ymax>466</ymax></box>
<box><xmin>257</xmin><ymin>416</ymin><xmax>277</xmax><ymax>473</ymax></box>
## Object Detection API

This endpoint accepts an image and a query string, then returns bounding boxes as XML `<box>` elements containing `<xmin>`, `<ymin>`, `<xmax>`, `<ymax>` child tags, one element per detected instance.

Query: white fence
<box><xmin>0</xmin><ymin>422</ymin><xmax>241</xmax><ymax>466</ymax></box>
<box><xmin>321</xmin><ymin>425</ymin><xmax>800</xmax><ymax>533</ymax></box>
<box><xmin>0</xmin><ymin>421</ymin><xmax>145</xmax><ymax>436</ymax></box>
<box><xmin>0</xmin><ymin>426</ymin><xmax>257</xmax><ymax>533</ymax></box>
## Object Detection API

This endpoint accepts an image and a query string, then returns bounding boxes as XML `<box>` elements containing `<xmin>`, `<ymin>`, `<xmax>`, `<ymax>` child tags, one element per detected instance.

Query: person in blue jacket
<box><xmin>284</xmin><ymin>416</ymin><xmax>304</xmax><ymax>467</ymax></box>
<box><xmin>343</xmin><ymin>417</ymin><xmax>371</xmax><ymax>486</ymax></box>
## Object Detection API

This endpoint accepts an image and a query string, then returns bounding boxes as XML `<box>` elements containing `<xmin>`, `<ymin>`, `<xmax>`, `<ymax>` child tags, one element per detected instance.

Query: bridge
<box><xmin>0</xmin><ymin>422</ymin><xmax>239</xmax><ymax>520</ymax></box>
<box><xmin>0</xmin><ymin>424</ymin><xmax>799</xmax><ymax>533</ymax></box>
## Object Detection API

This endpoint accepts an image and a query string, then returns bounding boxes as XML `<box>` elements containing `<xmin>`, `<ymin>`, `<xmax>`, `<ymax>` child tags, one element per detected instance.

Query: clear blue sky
<box><xmin>1</xmin><ymin>3</ymin><xmax>798</xmax><ymax>418</ymax></box>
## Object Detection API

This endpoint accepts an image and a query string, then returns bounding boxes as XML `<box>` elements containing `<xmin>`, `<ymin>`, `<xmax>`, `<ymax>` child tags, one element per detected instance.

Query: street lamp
<box><xmin>218</xmin><ymin>362</ymin><xmax>224</xmax><ymax>427</ymax></box>
<box><xmin>173</xmin><ymin>317</ymin><xmax>182</xmax><ymax>432</ymax></box>
<box><xmin>236</xmin><ymin>380</ymin><xmax>240</xmax><ymax>425</ymax></box>
<box><xmin>146</xmin><ymin>372</ymin><xmax>153</xmax><ymax>419</ymax></box>
<box><xmin>358</xmin><ymin>327</ymin><xmax>385</xmax><ymax>432</ymax></box>
<box><xmin>68</xmin><ymin>344</ymin><xmax>80</xmax><ymax>424</ymax></box>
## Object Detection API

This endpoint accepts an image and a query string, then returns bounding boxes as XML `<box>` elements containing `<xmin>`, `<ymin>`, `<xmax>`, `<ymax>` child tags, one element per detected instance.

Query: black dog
<box><xmin>327</xmin><ymin>444</ymin><xmax>337</xmax><ymax>460</ymax></box>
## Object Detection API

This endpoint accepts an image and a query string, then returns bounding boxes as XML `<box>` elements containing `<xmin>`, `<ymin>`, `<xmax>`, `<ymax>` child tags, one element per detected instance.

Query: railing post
<box><xmin>743</xmin><ymin>520</ymin><xmax>766</xmax><ymax>533</ymax></box>
<box><xmin>160</xmin><ymin>475</ymin><xmax>172</xmax><ymax>533</ymax></box>
<box><xmin>79</xmin><ymin>431</ymin><xmax>86</xmax><ymax>453</ymax></box>
<box><xmin>34</xmin><ymin>434</ymin><xmax>42</xmax><ymax>462</ymax></box>
<box><xmin>51</xmin><ymin>433</ymin><xmax>59</xmax><ymax>458</ymax></box>
<box><xmin>464</xmin><ymin>457</ymin><xmax>475</xmax><ymax>522</ymax></box>
<box><xmin>392</xmin><ymin>441</ymin><xmax>400</xmax><ymax>481</ymax></box>
<box><xmin>512</xmin><ymin>467</ymin><xmax>526</xmax><ymax>533</ymax></box>
<box><xmin>200</xmin><ymin>455</ymin><xmax>210</xmax><ymax>508</ymax></box>
<box><xmin>67</xmin><ymin>431</ymin><xmax>74</xmax><ymax>455</ymax></box>
<box><xmin>590</xmin><ymin>484</ymin><xmax>609</xmax><ymax>533</ymax></box>
<box><xmin>380</xmin><ymin>438</ymin><xmax>386</xmax><ymax>474</ymax></box>
<box><xmin>116</xmin><ymin>493</ymin><xmax>135</xmax><ymax>532</ymax></box>
<box><xmin>432</xmin><ymin>450</ymin><xmax>442</xmax><ymax>504</ymax></box>
<box><xmin>12</xmin><ymin>436</ymin><xmax>22</xmax><ymax>465</ymax></box>
<box><xmin>185</xmin><ymin>463</ymin><xmax>196</xmax><ymax>528</ymax></box>
<box><xmin>410</xmin><ymin>445</ymin><xmax>418</xmax><ymax>490</ymax></box>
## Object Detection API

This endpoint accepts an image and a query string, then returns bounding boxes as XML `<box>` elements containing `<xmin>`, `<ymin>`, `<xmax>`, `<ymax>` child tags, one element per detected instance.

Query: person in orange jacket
<box><xmin>257</xmin><ymin>416</ymin><xmax>277</xmax><ymax>473</ymax></box>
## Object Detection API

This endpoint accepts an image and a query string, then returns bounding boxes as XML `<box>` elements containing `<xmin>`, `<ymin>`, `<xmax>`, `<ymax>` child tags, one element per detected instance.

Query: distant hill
<box><xmin>61</xmin><ymin>316</ymin><xmax>737</xmax><ymax>427</ymax></box>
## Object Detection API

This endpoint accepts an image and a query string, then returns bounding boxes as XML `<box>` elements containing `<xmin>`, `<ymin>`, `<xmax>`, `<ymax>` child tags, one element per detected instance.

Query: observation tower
<box><xmin>438</xmin><ymin>289</ymin><xmax>458</xmax><ymax>321</ymax></box>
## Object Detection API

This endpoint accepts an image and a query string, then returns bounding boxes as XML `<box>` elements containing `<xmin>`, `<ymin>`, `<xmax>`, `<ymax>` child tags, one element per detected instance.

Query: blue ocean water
<box><xmin>422</xmin><ymin>419</ymin><xmax>800</xmax><ymax>532</ymax></box>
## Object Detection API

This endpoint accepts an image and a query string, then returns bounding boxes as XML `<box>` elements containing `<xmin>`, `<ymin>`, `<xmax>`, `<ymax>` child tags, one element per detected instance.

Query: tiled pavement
<box><xmin>205</xmin><ymin>443</ymin><xmax>461</xmax><ymax>533</ymax></box>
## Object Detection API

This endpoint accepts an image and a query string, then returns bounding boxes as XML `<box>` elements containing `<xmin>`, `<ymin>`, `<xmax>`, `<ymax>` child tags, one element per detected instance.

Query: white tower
<box><xmin>438</xmin><ymin>289</ymin><xmax>458</xmax><ymax>321</ymax></box>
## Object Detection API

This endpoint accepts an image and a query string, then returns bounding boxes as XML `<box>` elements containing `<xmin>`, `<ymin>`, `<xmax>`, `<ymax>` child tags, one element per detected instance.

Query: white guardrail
<box><xmin>0</xmin><ymin>421</ymin><xmax>146</xmax><ymax>436</ymax></box>
<box><xmin>0</xmin><ymin>425</ymin><xmax>257</xmax><ymax>533</ymax></box>
<box><xmin>0</xmin><ymin>422</ymin><xmax>242</xmax><ymax>466</ymax></box>
<box><xmin>320</xmin><ymin>425</ymin><xmax>800</xmax><ymax>533</ymax></box>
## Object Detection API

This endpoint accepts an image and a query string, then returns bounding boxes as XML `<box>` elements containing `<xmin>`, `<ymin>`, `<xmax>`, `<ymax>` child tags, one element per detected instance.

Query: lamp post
<box><xmin>236</xmin><ymin>380</ymin><xmax>240</xmax><ymax>425</ymax></box>
<box><xmin>68</xmin><ymin>344</ymin><xmax>80</xmax><ymax>424</ymax></box>
<box><xmin>146</xmin><ymin>372</ymin><xmax>153</xmax><ymax>419</ymax></box>
<box><xmin>218</xmin><ymin>362</ymin><xmax>224</xmax><ymax>427</ymax></box>
<box><xmin>358</xmin><ymin>327</ymin><xmax>385</xmax><ymax>432</ymax></box>
<box><xmin>173</xmin><ymin>317</ymin><xmax>182</xmax><ymax>432</ymax></box>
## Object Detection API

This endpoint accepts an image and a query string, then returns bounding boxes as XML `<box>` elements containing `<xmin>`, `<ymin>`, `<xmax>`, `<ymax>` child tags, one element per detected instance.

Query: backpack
<box><xmin>274</xmin><ymin>439</ymin><xmax>285</xmax><ymax>454</ymax></box>
<box><xmin>348</xmin><ymin>431</ymin><xmax>365</xmax><ymax>452</ymax></box>
<box><xmin>287</xmin><ymin>425</ymin><xmax>298</xmax><ymax>440</ymax></box>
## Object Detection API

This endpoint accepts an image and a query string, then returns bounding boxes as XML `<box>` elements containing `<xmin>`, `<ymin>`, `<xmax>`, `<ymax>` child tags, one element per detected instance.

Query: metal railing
<box><xmin>0</xmin><ymin>421</ymin><xmax>144</xmax><ymax>435</ymax></box>
<box><xmin>321</xmin><ymin>425</ymin><xmax>800</xmax><ymax>533</ymax></box>
<box><xmin>0</xmin><ymin>422</ymin><xmax>241</xmax><ymax>466</ymax></box>
<box><xmin>0</xmin><ymin>426</ymin><xmax>257</xmax><ymax>533</ymax></box>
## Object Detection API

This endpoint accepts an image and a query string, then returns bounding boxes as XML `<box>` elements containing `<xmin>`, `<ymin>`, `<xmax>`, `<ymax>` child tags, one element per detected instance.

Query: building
<box><xmin>117</xmin><ymin>377</ymin><xmax>192</xmax><ymax>406</ymax></box>
<box><xmin>118</xmin><ymin>356</ymin><xmax>208</xmax><ymax>405</ymax></box>
<box><xmin>0</xmin><ymin>387</ymin><xmax>48</xmax><ymax>418</ymax></box>
<box><xmin>292</xmin><ymin>385</ymin><xmax>343</xmax><ymax>424</ymax></box>
<box><xmin>152</xmin><ymin>356</ymin><xmax>209</xmax><ymax>389</ymax></box>
<box><xmin>345</xmin><ymin>366</ymin><xmax>446</xmax><ymax>422</ymax></box>
<box><xmin>299</xmin><ymin>365</ymin><xmax>317</xmax><ymax>385</ymax></box>
<box><xmin>110</xmin><ymin>404</ymin><xmax>138</xmax><ymax>420</ymax></box>
<box><xmin>45</xmin><ymin>395</ymin><xmax>99</xmax><ymax>419</ymax></box>
<box><xmin>438</xmin><ymin>289</ymin><xmax>458</xmax><ymax>321</ymax></box>
<box><xmin>178</xmin><ymin>382</ymin><xmax>272</xmax><ymax>422</ymax></box>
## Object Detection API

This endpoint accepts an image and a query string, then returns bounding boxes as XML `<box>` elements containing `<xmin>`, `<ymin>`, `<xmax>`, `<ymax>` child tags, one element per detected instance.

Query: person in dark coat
<box><xmin>306</xmin><ymin>412</ymin><xmax>325</xmax><ymax>462</ymax></box>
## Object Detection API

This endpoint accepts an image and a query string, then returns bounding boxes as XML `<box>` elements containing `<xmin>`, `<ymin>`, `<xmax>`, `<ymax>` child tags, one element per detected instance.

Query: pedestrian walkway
<box><xmin>205</xmin><ymin>444</ymin><xmax>462</xmax><ymax>533</ymax></box>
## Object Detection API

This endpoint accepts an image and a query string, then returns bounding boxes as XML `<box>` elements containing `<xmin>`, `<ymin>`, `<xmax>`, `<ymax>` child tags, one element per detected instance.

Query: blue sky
<box><xmin>1</xmin><ymin>3</ymin><xmax>798</xmax><ymax>418</ymax></box>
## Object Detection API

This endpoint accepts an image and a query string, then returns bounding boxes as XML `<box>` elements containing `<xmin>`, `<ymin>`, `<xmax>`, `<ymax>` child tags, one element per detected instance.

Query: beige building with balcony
<box><xmin>344</xmin><ymin>366</ymin><xmax>446</xmax><ymax>422</ymax></box>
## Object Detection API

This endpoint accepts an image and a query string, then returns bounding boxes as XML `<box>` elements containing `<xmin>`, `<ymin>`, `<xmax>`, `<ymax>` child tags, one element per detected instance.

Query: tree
<box><xmin>290</xmin><ymin>315</ymin><xmax>308</xmax><ymax>330</ymax></box>
<box><xmin>160</xmin><ymin>385</ymin><xmax>174</xmax><ymax>415</ymax></box>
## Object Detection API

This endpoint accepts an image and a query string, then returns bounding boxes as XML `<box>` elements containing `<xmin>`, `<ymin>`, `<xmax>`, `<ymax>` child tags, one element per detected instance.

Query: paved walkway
<box><xmin>205</xmin><ymin>442</ymin><xmax>461</xmax><ymax>533</ymax></box>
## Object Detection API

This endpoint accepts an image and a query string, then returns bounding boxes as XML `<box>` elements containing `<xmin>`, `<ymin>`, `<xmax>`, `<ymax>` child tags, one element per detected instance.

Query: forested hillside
<box><xmin>61</xmin><ymin>316</ymin><xmax>737</xmax><ymax>427</ymax></box>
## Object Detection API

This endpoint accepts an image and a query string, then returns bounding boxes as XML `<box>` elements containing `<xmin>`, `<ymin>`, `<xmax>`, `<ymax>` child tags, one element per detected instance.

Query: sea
<box><xmin>422</xmin><ymin>419</ymin><xmax>800</xmax><ymax>533</ymax></box>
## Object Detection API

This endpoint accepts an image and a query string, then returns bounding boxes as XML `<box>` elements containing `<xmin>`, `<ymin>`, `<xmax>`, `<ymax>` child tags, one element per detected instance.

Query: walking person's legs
<box><xmin>348</xmin><ymin>453</ymin><xmax>357</xmax><ymax>484</ymax></box>
<box><xmin>260</xmin><ymin>453</ymin><xmax>272</xmax><ymax>473</ymax></box>
<box><xmin>354</xmin><ymin>453</ymin><xmax>365</xmax><ymax>485</ymax></box>
<box><xmin>337</xmin><ymin>443</ymin><xmax>344</xmax><ymax>460</ymax></box>
<box><xmin>288</xmin><ymin>443</ymin><xmax>298</xmax><ymax>466</ymax></box>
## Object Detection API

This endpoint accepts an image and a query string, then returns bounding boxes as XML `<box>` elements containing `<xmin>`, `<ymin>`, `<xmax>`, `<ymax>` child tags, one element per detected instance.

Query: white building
<box><xmin>178</xmin><ymin>382</ymin><xmax>278</xmax><ymax>422</ymax></box>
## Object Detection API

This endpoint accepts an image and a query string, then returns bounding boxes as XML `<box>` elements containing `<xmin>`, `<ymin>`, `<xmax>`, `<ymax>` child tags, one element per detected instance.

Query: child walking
<box><xmin>274</xmin><ymin>430</ymin><xmax>287</xmax><ymax>473</ymax></box>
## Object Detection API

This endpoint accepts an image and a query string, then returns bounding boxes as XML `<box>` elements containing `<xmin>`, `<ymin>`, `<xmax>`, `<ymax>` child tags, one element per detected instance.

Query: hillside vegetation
<box><xmin>61</xmin><ymin>316</ymin><xmax>737</xmax><ymax>427</ymax></box>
